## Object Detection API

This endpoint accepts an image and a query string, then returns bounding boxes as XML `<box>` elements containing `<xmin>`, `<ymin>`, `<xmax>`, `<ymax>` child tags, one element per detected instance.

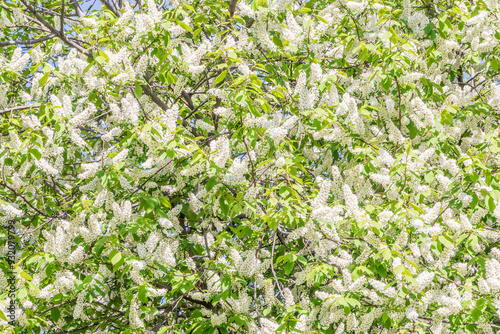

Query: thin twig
<box><xmin>0</xmin><ymin>219</ymin><xmax>52</xmax><ymax>239</ymax></box>
<box><xmin>271</xmin><ymin>231</ymin><xmax>285</xmax><ymax>301</ymax></box>
<box><xmin>0</xmin><ymin>34</ymin><xmax>56</xmax><ymax>46</ymax></box>
<box><xmin>0</xmin><ymin>105</ymin><xmax>40</xmax><ymax>114</ymax></box>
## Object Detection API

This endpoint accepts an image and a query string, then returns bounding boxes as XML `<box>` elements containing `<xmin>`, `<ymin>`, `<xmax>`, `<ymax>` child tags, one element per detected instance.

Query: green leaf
<box><xmin>439</xmin><ymin>235</ymin><xmax>452</xmax><ymax>248</ymax></box>
<box><xmin>268</xmin><ymin>217</ymin><xmax>279</xmax><ymax>231</ymax></box>
<box><xmin>380</xmin><ymin>77</ymin><xmax>392</xmax><ymax>91</ymax></box>
<box><xmin>177</xmin><ymin>20</ymin><xmax>193</xmax><ymax>32</ymax></box>
<box><xmin>441</xmin><ymin>110</ymin><xmax>453</xmax><ymax>125</ymax></box>
<box><xmin>220</xmin><ymin>197</ymin><xmax>230</xmax><ymax>214</ymax></box>
<box><xmin>258</xmin><ymin>99</ymin><xmax>271</xmax><ymax>113</ymax></box>
<box><xmin>382</xmin><ymin>312</ymin><xmax>392</xmax><ymax>329</ymax></box>
<box><xmin>140</xmin><ymin>196</ymin><xmax>156</xmax><ymax>213</ymax></box>
<box><xmin>98</xmin><ymin>50</ymin><xmax>110</xmax><ymax>62</ymax></box>
<box><xmin>21</xmin><ymin>271</ymin><xmax>32</xmax><ymax>281</ymax></box>
<box><xmin>345</xmin><ymin>297</ymin><xmax>361</xmax><ymax>308</ymax></box>
<box><xmin>95</xmin><ymin>56</ymin><xmax>106</xmax><ymax>64</ymax></box>
<box><xmin>109</xmin><ymin>250</ymin><xmax>122</xmax><ymax>266</ymax></box>
<box><xmin>205</xmin><ymin>176</ymin><xmax>217</xmax><ymax>192</ymax></box>
<box><xmin>272</xmin><ymin>36</ymin><xmax>283</xmax><ymax>47</ymax></box>
<box><xmin>51</xmin><ymin>308</ymin><xmax>61</xmax><ymax>322</ymax></box>
<box><xmin>159</xmin><ymin>196</ymin><xmax>171</xmax><ymax>209</ymax></box>
<box><xmin>336</xmin><ymin>296</ymin><xmax>348</xmax><ymax>307</ymax></box>
<box><xmin>135</xmin><ymin>84</ymin><xmax>143</xmax><ymax>99</ymax></box>
<box><xmin>83</xmin><ymin>275</ymin><xmax>93</xmax><ymax>286</ymax></box>
<box><xmin>166</xmin><ymin>72</ymin><xmax>177</xmax><ymax>84</ymax></box>
<box><xmin>381</xmin><ymin>248</ymin><xmax>391</xmax><ymax>261</ymax></box>
<box><xmin>486</xmin><ymin>195</ymin><xmax>496</xmax><ymax>212</ymax></box>
<box><xmin>30</xmin><ymin>148</ymin><xmax>42</xmax><ymax>160</ymax></box>
<box><xmin>317</xmin><ymin>16</ymin><xmax>329</xmax><ymax>24</ymax></box>
<box><xmin>182</xmin><ymin>3</ymin><xmax>195</xmax><ymax>11</ymax></box>
<box><xmin>38</xmin><ymin>72</ymin><xmax>50</xmax><ymax>86</ymax></box>
<box><xmin>491</xmin><ymin>58</ymin><xmax>499</xmax><ymax>72</ymax></box>
<box><xmin>138</xmin><ymin>285</ymin><xmax>147</xmax><ymax>303</ymax></box>
<box><xmin>491</xmin><ymin>190</ymin><xmax>500</xmax><ymax>201</ymax></box>
<box><xmin>50</xmin><ymin>293</ymin><xmax>64</xmax><ymax>304</ymax></box>
<box><xmin>470</xmin><ymin>193</ymin><xmax>479</xmax><ymax>209</ymax></box>
<box><xmin>359</xmin><ymin>47</ymin><xmax>369</xmax><ymax>63</ymax></box>
<box><xmin>18</xmin><ymin>287</ymin><xmax>27</xmax><ymax>299</ymax></box>
<box><xmin>28</xmin><ymin>281</ymin><xmax>40</xmax><ymax>294</ymax></box>
<box><xmin>425</xmin><ymin>172</ymin><xmax>434</xmax><ymax>183</ymax></box>
<box><xmin>471</xmin><ymin>308</ymin><xmax>482</xmax><ymax>322</ymax></box>
<box><xmin>214</xmin><ymin>70</ymin><xmax>227</xmax><ymax>85</ymax></box>
<box><xmin>284</xmin><ymin>262</ymin><xmax>294</xmax><ymax>275</ymax></box>
<box><xmin>393</xmin><ymin>265</ymin><xmax>405</xmax><ymax>274</ymax></box>
<box><xmin>377</xmin><ymin>265</ymin><xmax>387</xmax><ymax>278</ymax></box>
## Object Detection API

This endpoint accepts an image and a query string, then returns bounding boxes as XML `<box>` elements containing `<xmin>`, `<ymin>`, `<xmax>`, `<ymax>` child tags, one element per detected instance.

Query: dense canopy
<box><xmin>1</xmin><ymin>0</ymin><xmax>500</xmax><ymax>332</ymax></box>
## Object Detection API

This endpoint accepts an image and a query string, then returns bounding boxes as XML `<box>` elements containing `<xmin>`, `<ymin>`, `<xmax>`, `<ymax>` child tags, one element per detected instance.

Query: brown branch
<box><xmin>102</xmin><ymin>0</ymin><xmax>121</xmax><ymax>17</ymax></box>
<box><xmin>70</xmin><ymin>0</ymin><xmax>84</xmax><ymax>17</ymax></box>
<box><xmin>228</xmin><ymin>0</ymin><xmax>238</xmax><ymax>17</ymax></box>
<box><xmin>183</xmin><ymin>295</ymin><xmax>214</xmax><ymax>309</ymax></box>
<box><xmin>181</xmin><ymin>90</ymin><xmax>195</xmax><ymax>110</ymax></box>
<box><xmin>126</xmin><ymin>159</ymin><xmax>175</xmax><ymax>198</ymax></box>
<box><xmin>0</xmin><ymin>105</ymin><xmax>40</xmax><ymax>114</ymax></box>
<box><xmin>40</xmin><ymin>300</ymin><xmax>75</xmax><ymax>315</ymax></box>
<box><xmin>141</xmin><ymin>84</ymin><xmax>204</xmax><ymax>138</ymax></box>
<box><xmin>92</xmin><ymin>301</ymin><xmax>125</xmax><ymax>315</ymax></box>
<box><xmin>0</xmin><ymin>182</ymin><xmax>51</xmax><ymax>218</ymax></box>
<box><xmin>0</xmin><ymin>34</ymin><xmax>56</xmax><ymax>46</ymax></box>
<box><xmin>241</xmin><ymin>133</ymin><xmax>256</xmax><ymax>184</ymax></box>
<box><xmin>271</xmin><ymin>232</ymin><xmax>285</xmax><ymax>302</ymax></box>
<box><xmin>20</xmin><ymin>0</ymin><xmax>92</xmax><ymax>58</ymax></box>
<box><xmin>0</xmin><ymin>219</ymin><xmax>52</xmax><ymax>239</ymax></box>
<box><xmin>55</xmin><ymin>322</ymin><xmax>100</xmax><ymax>334</ymax></box>
<box><xmin>182</xmin><ymin>99</ymin><xmax>209</xmax><ymax>121</ymax></box>
<box><xmin>395</xmin><ymin>76</ymin><xmax>402</xmax><ymax>131</ymax></box>
<box><xmin>60</xmin><ymin>0</ymin><xmax>65</xmax><ymax>34</ymax></box>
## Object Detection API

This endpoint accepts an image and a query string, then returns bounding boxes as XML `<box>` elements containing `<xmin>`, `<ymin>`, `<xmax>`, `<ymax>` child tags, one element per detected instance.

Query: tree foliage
<box><xmin>1</xmin><ymin>0</ymin><xmax>500</xmax><ymax>332</ymax></box>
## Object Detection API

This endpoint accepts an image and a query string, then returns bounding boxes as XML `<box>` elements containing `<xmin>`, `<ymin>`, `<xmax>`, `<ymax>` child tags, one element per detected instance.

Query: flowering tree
<box><xmin>1</xmin><ymin>0</ymin><xmax>500</xmax><ymax>332</ymax></box>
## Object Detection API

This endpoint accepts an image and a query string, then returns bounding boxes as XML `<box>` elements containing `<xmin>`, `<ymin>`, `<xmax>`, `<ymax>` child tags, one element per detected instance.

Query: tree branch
<box><xmin>395</xmin><ymin>76</ymin><xmax>402</xmax><ymax>131</ymax></box>
<box><xmin>70</xmin><ymin>0</ymin><xmax>84</xmax><ymax>17</ymax></box>
<box><xmin>102</xmin><ymin>0</ymin><xmax>121</xmax><ymax>17</ymax></box>
<box><xmin>228</xmin><ymin>0</ymin><xmax>238</xmax><ymax>17</ymax></box>
<box><xmin>0</xmin><ymin>182</ymin><xmax>51</xmax><ymax>218</ymax></box>
<box><xmin>60</xmin><ymin>0</ymin><xmax>65</xmax><ymax>34</ymax></box>
<box><xmin>141</xmin><ymin>84</ymin><xmax>204</xmax><ymax>138</ymax></box>
<box><xmin>0</xmin><ymin>105</ymin><xmax>40</xmax><ymax>115</ymax></box>
<box><xmin>0</xmin><ymin>219</ymin><xmax>52</xmax><ymax>239</ymax></box>
<box><xmin>0</xmin><ymin>34</ymin><xmax>56</xmax><ymax>46</ymax></box>
<box><xmin>20</xmin><ymin>0</ymin><xmax>92</xmax><ymax>58</ymax></box>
